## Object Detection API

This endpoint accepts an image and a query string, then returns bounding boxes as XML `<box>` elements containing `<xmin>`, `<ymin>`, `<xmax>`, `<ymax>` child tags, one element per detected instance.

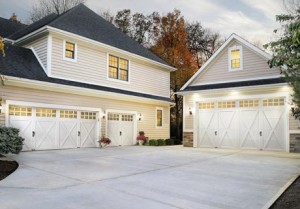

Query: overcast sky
<box><xmin>0</xmin><ymin>0</ymin><xmax>287</xmax><ymax>44</ymax></box>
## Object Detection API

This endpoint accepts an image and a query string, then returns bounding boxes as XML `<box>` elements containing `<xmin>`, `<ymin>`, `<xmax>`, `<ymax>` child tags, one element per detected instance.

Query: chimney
<box><xmin>9</xmin><ymin>13</ymin><xmax>18</xmax><ymax>22</ymax></box>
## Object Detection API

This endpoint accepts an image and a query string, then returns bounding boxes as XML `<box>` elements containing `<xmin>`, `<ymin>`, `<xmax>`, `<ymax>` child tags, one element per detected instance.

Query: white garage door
<box><xmin>9</xmin><ymin>106</ymin><xmax>98</xmax><ymax>151</ymax></box>
<box><xmin>198</xmin><ymin>98</ymin><xmax>287</xmax><ymax>151</ymax></box>
<box><xmin>107</xmin><ymin>113</ymin><xmax>134</xmax><ymax>146</ymax></box>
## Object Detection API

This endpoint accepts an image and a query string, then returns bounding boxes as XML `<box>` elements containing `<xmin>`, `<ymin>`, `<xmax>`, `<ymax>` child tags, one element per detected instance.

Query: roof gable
<box><xmin>180</xmin><ymin>33</ymin><xmax>277</xmax><ymax>91</ymax></box>
<box><xmin>8</xmin><ymin>4</ymin><xmax>170</xmax><ymax>67</ymax></box>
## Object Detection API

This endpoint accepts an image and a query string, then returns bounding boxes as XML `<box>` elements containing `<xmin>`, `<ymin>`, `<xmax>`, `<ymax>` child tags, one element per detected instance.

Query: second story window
<box><xmin>64</xmin><ymin>41</ymin><xmax>77</xmax><ymax>61</ymax></box>
<box><xmin>109</xmin><ymin>55</ymin><xmax>129</xmax><ymax>82</ymax></box>
<box><xmin>228</xmin><ymin>45</ymin><xmax>243</xmax><ymax>71</ymax></box>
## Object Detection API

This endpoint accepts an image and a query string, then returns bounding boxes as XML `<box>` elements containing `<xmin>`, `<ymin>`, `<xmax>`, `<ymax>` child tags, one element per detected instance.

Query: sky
<box><xmin>0</xmin><ymin>0</ymin><xmax>287</xmax><ymax>44</ymax></box>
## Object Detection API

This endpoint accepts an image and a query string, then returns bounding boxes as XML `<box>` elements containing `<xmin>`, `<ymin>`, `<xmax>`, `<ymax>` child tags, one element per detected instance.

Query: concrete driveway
<box><xmin>1</xmin><ymin>146</ymin><xmax>300</xmax><ymax>209</ymax></box>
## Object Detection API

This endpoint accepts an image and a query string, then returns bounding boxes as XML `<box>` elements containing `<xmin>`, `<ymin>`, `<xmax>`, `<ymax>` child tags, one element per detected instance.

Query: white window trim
<box><xmin>63</xmin><ymin>40</ymin><xmax>77</xmax><ymax>62</ymax></box>
<box><xmin>228</xmin><ymin>45</ymin><xmax>243</xmax><ymax>71</ymax></box>
<box><xmin>107</xmin><ymin>53</ymin><xmax>130</xmax><ymax>84</ymax></box>
<box><xmin>156</xmin><ymin>107</ymin><xmax>163</xmax><ymax>128</ymax></box>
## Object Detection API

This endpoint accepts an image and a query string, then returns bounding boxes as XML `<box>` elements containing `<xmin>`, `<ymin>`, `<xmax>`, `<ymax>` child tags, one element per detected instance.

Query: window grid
<box><xmin>81</xmin><ymin>112</ymin><xmax>96</xmax><ymax>120</ymax></box>
<box><xmin>239</xmin><ymin>100</ymin><xmax>259</xmax><ymax>108</ymax></box>
<box><xmin>108</xmin><ymin>113</ymin><xmax>119</xmax><ymax>121</ymax></box>
<box><xmin>263</xmin><ymin>98</ymin><xmax>285</xmax><ymax>107</ymax></box>
<box><xmin>109</xmin><ymin>55</ymin><xmax>129</xmax><ymax>81</ymax></box>
<box><xmin>231</xmin><ymin>49</ymin><xmax>240</xmax><ymax>69</ymax></box>
<box><xmin>65</xmin><ymin>42</ymin><xmax>75</xmax><ymax>59</ymax></box>
<box><xmin>9</xmin><ymin>106</ymin><xmax>32</xmax><ymax>116</ymax></box>
<box><xmin>60</xmin><ymin>110</ymin><xmax>77</xmax><ymax>118</ymax></box>
<box><xmin>121</xmin><ymin>114</ymin><xmax>133</xmax><ymax>121</ymax></box>
<box><xmin>36</xmin><ymin>108</ymin><xmax>56</xmax><ymax>117</ymax></box>
<box><xmin>199</xmin><ymin>102</ymin><xmax>215</xmax><ymax>109</ymax></box>
<box><xmin>218</xmin><ymin>101</ymin><xmax>236</xmax><ymax>108</ymax></box>
<box><xmin>156</xmin><ymin>109</ymin><xmax>163</xmax><ymax>127</ymax></box>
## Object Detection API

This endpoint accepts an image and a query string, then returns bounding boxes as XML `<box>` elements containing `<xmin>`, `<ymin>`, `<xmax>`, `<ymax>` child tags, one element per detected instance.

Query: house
<box><xmin>178</xmin><ymin>33</ymin><xmax>300</xmax><ymax>152</ymax></box>
<box><xmin>0</xmin><ymin>4</ymin><xmax>175</xmax><ymax>151</ymax></box>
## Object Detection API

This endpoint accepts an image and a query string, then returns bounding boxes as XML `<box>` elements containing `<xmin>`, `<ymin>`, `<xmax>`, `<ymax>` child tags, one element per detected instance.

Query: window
<box><xmin>60</xmin><ymin>110</ymin><xmax>77</xmax><ymax>118</ymax></box>
<box><xmin>36</xmin><ymin>108</ymin><xmax>56</xmax><ymax>117</ymax></box>
<box><xmin>64</xmin><ymin>41</ymin><xmax>77</xmax><ymax>61</ymax></box>
<box><xmin>156</xmin><ymin>108</ymin><xmax>163</xmax><ymax>127</ymax></box>
<box><xmin>81</xmin><ymin>112</ymin><xmax>96</xmax><ymax>120</ymax></box>
<box><xmin>218</xmin><ymin>101</ymin><xmax>236</xmax><ymax>108</ymax></box>
<box><xmin>108</xmin><ymin>113</ymin><xmax>119</xmax><ymax>121</ymax></box>
<box><xmin>199</xmin><ymin>102</ymin><xmax>215</xmax><ymax>109</ymax></box>
<box><xmin>109</xmin><ymin>55</ymin><xmax>129</xmax><ymax>81</ymax></box>
<box><xmin>228</xmin><ymin>45</ymin><xmax>242</xmax><ymax>71</ymax></box>
<box><xmin>239</xmin><ymin>100</ymin><xmax>259</xmax><ymax>108</ymax></box>
<box><xmin>9</xmin><ymin>106</ymin><xmax>32</xmax><ymax>116</ymax></box>
<box><xmin>122</xmin><ymin>114</ymin><xmax>133</xmax><ymax>121</ymax></box>
<box><xmin>262</xmin><ymin>98</ymin><xmax>285</xmax><ymax>107</ymax></box>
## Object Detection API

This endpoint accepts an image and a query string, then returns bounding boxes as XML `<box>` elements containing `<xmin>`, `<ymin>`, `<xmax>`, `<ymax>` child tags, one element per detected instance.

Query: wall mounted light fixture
<box><xmin>189</xmin><ymin>107</ymin><xmax>193</xmax><ymax>115</ymax></box>
<box><xmin>138</xmin><ymin>113</ymin><xmax>143</xmax><ymax>121</ymax></box>
<box><xmin>102</xmin><ymin>110</ymin><xmax>106</xmax><ymax>119</ymax></box>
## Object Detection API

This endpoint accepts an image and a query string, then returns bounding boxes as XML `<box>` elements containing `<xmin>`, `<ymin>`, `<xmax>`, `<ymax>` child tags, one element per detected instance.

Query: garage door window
<box><xmin>9</xmin><ymin>106</ymin><xmax>32</xmax><ymax>116</ymax></box>
<box><xmin>108</xmin><ymin>113</ymin><xmax>119</xmax><ymax>121</ymax></box>
<box><xmin>218</xmin><ymin>101</ymin><xmax>236</xmax><ymax>108</ymax></box>
<box><xmin>239</xmin><ymin>99</ymin><xmax>259</xmax><ymax>108</ymax></box>
<box><xmin>122</xmin><ymin>115</ymin><xmax>133</xmax><ymax>121</ymax></box>
<box><xmin>81</xmin><ymin>112</ymin><xmax>96</xmax><ymax>120</ymax></box>
<box><xmin>199</xmin><ymin>102</ymin><xmax>215</xmax><ymax>109</ymax></box>
<box><xmin>36</xmin><ymin>108</ymin><xmax>56</xmax><ymax>117</ymax></box>
<box><xmin>263</xmin><ymin>98</ymin><xmax>285</xmax><ymax>107</ymax></box>
<box><xmin>60</xmin><ymin>110</ymin><xmax>77</xmax><ymax>118</ymax></box>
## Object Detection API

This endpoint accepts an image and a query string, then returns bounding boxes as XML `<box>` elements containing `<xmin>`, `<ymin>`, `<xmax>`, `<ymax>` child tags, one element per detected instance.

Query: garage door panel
<box><xmin>9</xmin><ymin>117</ymin><xmax>34</xmax><ymax>151</ymax></box>
<box><xmin>35</xmin><ymin>120</ymin><xmax>58</xmax><ymax>150</ymax></box>
<box><xmin>199</xmin><ymin>111</ymin><xmax>218</xmax><ymax>147</ymax></box>
<box><xmin>218</xmin><ymin>111</ymin><xmax>239</xmax><ymax>148</ymax></box>
<box><xmin>80</xmin><ymin>121</ymin><xmax>97</xmax><ymax>147</ymax></box>
<box><xmin>59</xmin><ymin>121</ymin><xmax>78</xmax><ymax>149</ymax></box>
<box><xmin>239</xmin><ymin>110</ymin><xmax>260</xmax><ymax>149</ymax></box>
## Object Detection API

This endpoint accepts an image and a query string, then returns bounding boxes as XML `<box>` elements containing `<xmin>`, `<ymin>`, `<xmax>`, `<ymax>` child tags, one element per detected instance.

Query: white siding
<box><xmin>24</xmin><ymin>36</ymin><xmax>48</xmax><ymax>69</ymax></box>
<box><xmin>51</xmin><ymin>37</ymin><xmax>170</xmax><ymax>97</ymax></box>
<box><xmin>191</xmin><ymin>40</ymin><xmax>280</xmax><ymax>86</ymax></box>
<box><xmin>0</xmin><ymin>86</ymin><xmax>170</xmax><ymax>139</ymax></box>
<box><xmin>184</xmin><ymin>95</ymin><xmax>194</xmax><ymax>130</ymax></box>
<box><xmin>289</xmin><ymin>113</ymin><xmax>300</xmax><ymax>130</ymax></box>
<box><xmin>0</xmin><ymin>114</ymin><xmax>4</xmax><ymax>126</ymax></box>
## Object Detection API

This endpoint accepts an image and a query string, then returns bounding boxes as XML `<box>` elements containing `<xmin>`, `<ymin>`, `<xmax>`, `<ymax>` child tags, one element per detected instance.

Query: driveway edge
<box><xmin>262</xmin><ymin>175</ymin><xmax>299</xmax><ymax>209</ymax></box>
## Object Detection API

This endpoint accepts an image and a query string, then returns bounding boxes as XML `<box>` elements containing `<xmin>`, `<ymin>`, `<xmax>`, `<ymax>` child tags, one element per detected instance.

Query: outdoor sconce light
<box><xmin>138</xmin><ymin>113</ymin><xmax>143</xmax><ymax>121</ymax></box>
<box><xmin>189</xmin><ymin>107</ymin><xmax>193</xmax><ymax>115</ymax></box>
<box><xmin>102</xmin><ymin>110</ymin><xmax>106</xmax><ymax>119</ymax></box>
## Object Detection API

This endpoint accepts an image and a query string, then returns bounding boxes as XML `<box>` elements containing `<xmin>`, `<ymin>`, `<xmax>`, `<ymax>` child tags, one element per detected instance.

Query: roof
<box><xmin>0</xmin><ymin>17</ymin><xmax>27</xmax><ymax>38</ymax></box>
<box><xmin>181</xmin><ymin>78</ymin><xmax>285</xmax><ymax>92</ymax></box>
<box><xmin>180</xmin><ymin>33</ymin><xmax>273</xmax><ymax>91</ymax></box>
<box><xmin>9</xmin><ymin>4</ymin><xmax>170</xmax><ymax>67</ymax></box>
<box><xmin>0</xmin><ymin>44</ymin><xmax>170</xmax><ymax>102</ymax></box>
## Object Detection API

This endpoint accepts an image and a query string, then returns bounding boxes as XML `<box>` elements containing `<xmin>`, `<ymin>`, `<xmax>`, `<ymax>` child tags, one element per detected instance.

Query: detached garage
<box><xmin>179</xmin><ymin>34</ymin><xmax>300</xmax><ymax>152</ymax></box>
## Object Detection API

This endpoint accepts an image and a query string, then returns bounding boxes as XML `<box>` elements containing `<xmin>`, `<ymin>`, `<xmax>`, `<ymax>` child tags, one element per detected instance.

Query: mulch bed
<box><xmin>270</xmin><ymin>175</ymin><xmax>300</xmax><ymax>209</ymax></box>
<box><xmin>0</xmin><ymin>154</ymin><xmax>19</xmax><ymax>181</ymax></box>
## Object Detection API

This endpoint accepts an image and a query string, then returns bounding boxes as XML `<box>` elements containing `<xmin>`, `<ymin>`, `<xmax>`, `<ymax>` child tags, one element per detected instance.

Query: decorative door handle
<box><xmin>32</xmin><ymin>131</ymin><xmax>35</xmax><ymax>137</ymax></box>
<box><xmin>259</xmin><ymin>131</ymin><xmax>262</xmax><ymax>136</ymax></box>
<box><xmin>215</xmin><ymin>131</ymin><xmax>217</xmax><ymax>136</ymax></box>
<box><xmin>120</xmin><ymin>131</ymin><xmax>122</xmax><ymax>136</ymax></box>
<box><xmin>78</xmin><ymin>131</ymin><xmax>81</xmax><ymax>136</ymax></box>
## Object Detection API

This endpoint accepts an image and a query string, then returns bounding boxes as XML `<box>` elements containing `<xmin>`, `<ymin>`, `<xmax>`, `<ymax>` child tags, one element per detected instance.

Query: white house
<box><xmin>179</xmin><ymin>34</ymin><xmax>300</xmax><ymax>152</ymax></box>
<box><xmin>0</xmin><ymin>4</ymin><xmax>175</xmax><ymax>151</ymax></box>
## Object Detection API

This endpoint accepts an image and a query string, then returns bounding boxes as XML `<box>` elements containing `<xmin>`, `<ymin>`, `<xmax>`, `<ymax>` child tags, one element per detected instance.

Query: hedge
<box><xmin>0</xmin><ymin>127</ymin><xmax>24</xmax><ymax>154</ymax></box>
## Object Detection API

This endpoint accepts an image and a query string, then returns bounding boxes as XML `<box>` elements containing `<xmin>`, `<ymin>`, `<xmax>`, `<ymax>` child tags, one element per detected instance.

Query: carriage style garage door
<box><xmin>9</xmin><ymin>105</ymin><xmax>99</xmax><ymax>151</ymax></box>
<box><xmin>107</xmin><ymin>113</ymin><xmax>134</xmax><ymax>146</ymax></box>
<box><xmin>198</xmin><ymin>97</ymin><xmax>287</xmax><ymax>151</ymax></box>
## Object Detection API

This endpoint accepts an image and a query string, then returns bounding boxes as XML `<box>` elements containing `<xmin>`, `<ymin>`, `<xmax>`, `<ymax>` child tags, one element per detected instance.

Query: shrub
<box><xmin>149</xmin><ymin>139</ymin><xmax>158</xmax><ymax>146</ymax></box>
<box><xmin>0</xmin><ymin>127</ymin><xmax>24</xmax><ymax>154</ymax></box>
<box><xmin>157</xmin><ymin>139</ymin><xmax>165</xmax><ymax>146</ymax></box>
<box><xmin>165</xmin><ymin>138</ymin><xmax>174</xmax><ymax>145</ymax></box>
<box><xmin>171</xmin><ymin>137</ymin><xmax>182</xmax><ymax>145</ymax></box>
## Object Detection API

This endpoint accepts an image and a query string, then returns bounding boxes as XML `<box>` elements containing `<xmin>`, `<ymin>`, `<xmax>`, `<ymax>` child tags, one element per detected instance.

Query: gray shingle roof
<box><xmin>0</xmin><ymin>17</ymin><xmax>27</xmax><ymax>38</ymax></box>
<box><xmin>9</xmin><ymin>4</ymin><xmax>170</xmax><ymax>66</ymax></box>
<box><xmin>0</xmin><ymin>44</ymin><xmax>170</xmax><ymax>102</ymax></box>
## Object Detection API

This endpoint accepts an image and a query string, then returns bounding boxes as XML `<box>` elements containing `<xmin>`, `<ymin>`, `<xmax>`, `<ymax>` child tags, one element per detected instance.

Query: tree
<box><xmin>114</xmin><ymin>9</ymin><xmax>132</xmax><ymax>35</ymax></box>
<box><xmin>264</xmin><ymin>7</ymin><xmax>300</xmax><ymax>119</ymax></box>
<box><xmin>29</xmin><ymin>0</ymin><xmax>86</xmax><ymax>22</ymax></box>
<box><xmin>0</xmin><ymin>37</ymin><xmax>5</xmax><ymax>57</ymax></box>
<box><xmin>186</xmin><ymin>22</ymin><xmax>223</xmax><ymax>68</ymax></box>
<box><xmin>150</xmin><ymin>10</ymin><xmax>198</xmax><ymax>140</ymax></box>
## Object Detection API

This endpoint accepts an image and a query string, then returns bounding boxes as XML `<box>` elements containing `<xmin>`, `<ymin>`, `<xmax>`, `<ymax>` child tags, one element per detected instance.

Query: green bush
<box><xmin>165</xmin><ymin>138</ymin><xmax>174</xmax><ymax>145</ymax></box>
<box><xmin>149</xmin><ymin>139</ymin><xmax>158</xmax><ymax>146</ymax></box>
<box><xmin>0</xmin><ymin>127</ymin><xmax>24</xmax><ymax>154</ymax></box>
<box><xmin>171</xmin><ymin>137</ymin><xmax>182</xmax><ymax>145</ymax></box>
<box><xmin>157</xmin><ymin>139</ymin><xmax>165</xmax><ymax>146</ymax></box>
